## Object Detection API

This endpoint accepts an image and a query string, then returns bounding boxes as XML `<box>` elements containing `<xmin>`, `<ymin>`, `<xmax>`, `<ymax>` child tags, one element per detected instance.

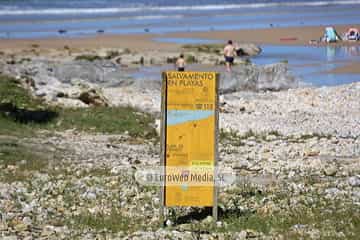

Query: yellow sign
<box><xmin>162</xmin><ymin>71</ymin><xmax>218</xmax><ymax>207</ymax></box>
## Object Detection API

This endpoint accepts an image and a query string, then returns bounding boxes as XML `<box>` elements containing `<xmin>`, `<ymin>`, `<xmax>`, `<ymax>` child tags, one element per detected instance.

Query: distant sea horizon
<box><xmin>1</xmin><ymin>0</ymin><xmax>360</xmax><ymax>39</ymax></box>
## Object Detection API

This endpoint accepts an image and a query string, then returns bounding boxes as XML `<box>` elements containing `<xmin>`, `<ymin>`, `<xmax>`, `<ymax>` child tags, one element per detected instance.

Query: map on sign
<box><xmin>162</xmin><ymin>71</ymin><xmax>218</xmax><ymax>207</ymax></box>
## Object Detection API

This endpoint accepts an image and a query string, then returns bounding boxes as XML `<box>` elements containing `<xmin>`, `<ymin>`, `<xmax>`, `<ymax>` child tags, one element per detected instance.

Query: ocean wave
<box><xmin>130</xmin><ymin>15</ymin><xmax>183</xmax><ymax>20</ymax></box>
<box><xmin>0</xmin><ymin>1</ymin><xmax>360</xmax><ymax>15</ymax></box>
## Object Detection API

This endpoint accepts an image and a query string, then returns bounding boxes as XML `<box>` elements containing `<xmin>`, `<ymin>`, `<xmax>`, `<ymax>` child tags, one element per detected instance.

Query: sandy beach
<box><xmin>329</xmin><ymin>62</ymin><xmax>360</xmax><ymax>74</ymax></box>
<box><xmin>1</xmin><ymin>24</ymin><xmax>359</xmax><ymax>52</ymax></box>
<box><xmin>0</xmin><ymin>33</ymin><xmax>179</xmax><ymax>52</ymax></box>
<box><xmin>169</xmin><ymin>24</ymin><xmax>360</xmax><ymax>46</ymax></box>
<box><xmin>1</xmin><ymin>24</ymin><xmax>359</xmax><ymax>79</ymax></box>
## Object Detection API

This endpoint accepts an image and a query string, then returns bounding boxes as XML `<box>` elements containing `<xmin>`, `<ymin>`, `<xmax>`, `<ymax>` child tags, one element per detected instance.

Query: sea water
<box><xmin>0</xmin><ymin>0</ymin><xmax>360</xmax><ymax>38</ymax></box>
<box><xmin>131</xmin><ymin>43</ymin><xmax>360</xmax><ymax>87</ymax></box>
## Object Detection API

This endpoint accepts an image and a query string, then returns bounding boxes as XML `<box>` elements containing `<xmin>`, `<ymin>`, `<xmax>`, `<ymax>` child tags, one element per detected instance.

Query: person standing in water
<box><xmin>176</xmin><ymin>54</ymin><xmax>186</xmax><ymax>71</ymax></box>
<box><xmin>223</xmin><ymin>40</ymin><xmax>237</xmax><ymax>72</ymax></box>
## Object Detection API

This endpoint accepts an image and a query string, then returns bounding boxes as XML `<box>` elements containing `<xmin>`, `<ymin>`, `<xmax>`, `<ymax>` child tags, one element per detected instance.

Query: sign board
<box><xmin>160</xmin><ymin>71</ymin><xmax>219</xmax><ymax>213</ymax></box>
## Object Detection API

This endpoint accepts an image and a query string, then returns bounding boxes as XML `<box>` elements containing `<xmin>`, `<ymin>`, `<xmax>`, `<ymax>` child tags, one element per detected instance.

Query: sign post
<box><xmin>160</xmin><ymin>71</ymin><xmax>219</xmax><ymax>221</ymax></box>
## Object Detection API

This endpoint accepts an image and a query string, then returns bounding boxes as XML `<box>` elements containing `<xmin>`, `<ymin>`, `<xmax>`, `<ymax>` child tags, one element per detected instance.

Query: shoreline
<box><xmin>0</xmin><ymin>23</ymin><xmax>359</xmax><ymax>86</ymax></box>
<box><xmin>168</xmin><ymin>24</ymin><xmax>360</xmax><ymax>46</ymax></box>
<box><xmin>328</xmin><ymin>62</ymin><xmax>360</xmax><ymax>74</ymax></box>
<box><xmin>0</xmin><ymin>24</ymin><xmax>360</xmax><ymax>52</ymax></box>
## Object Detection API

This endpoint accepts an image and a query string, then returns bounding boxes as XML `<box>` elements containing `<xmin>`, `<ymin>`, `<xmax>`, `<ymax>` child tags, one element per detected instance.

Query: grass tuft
<box><xmin>182</xmin><ymin>44</ymin><xmax>223</xmax><ymax>55</ymax></box>
<box><xmin>75</xmin><ymin>55</ymin><xmax>102</xmax><ymax>62</ymax></box>
<box><xmin>0</xmin><ymin>74</ymin><xmax>157</xmax><ymax>138</ymax></box>
<box><xmin>0</xmin><ymin>139</ymin><xmax>48</xmax><ymax>182</ymax></box>
<box><xmin>71</xmin><ymin>209</ymin><xmax>140</xmax><ymax>233</ymax></box>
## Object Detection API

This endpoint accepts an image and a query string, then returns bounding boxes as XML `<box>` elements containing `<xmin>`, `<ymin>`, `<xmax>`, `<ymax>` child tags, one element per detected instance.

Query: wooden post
<box><xmin>213</xmin><ymin>73</ymin><xmax>220</xmax><ymax>221</ymax></box>
<box><xmin>159</xmin><ymin>72</ymin><xmax>167</xmax><ymax>224</ymax></box>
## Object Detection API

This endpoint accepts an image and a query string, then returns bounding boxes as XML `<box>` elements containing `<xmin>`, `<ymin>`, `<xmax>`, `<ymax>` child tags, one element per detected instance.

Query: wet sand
<box><xmin>0</xmin><ymin>33</ymin><xmax>180</xmax><ymax>52</ymax></box>
<box><xmin>169</xmin><ymin>24</ymin><xmax>360</xmax><ymax>46</ymax></box>
<box><xmin>328</xmin><ymin>62</ymin><xmax>360</xmax><ymax>74</ymax></box>
<box><xmin>0</xmin><ymin>24</ymin><xmax>359</xmax><ymax>52</ymax></box>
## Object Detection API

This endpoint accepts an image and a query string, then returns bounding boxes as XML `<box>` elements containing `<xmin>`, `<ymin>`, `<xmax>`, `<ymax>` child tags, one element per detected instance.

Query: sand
<box><xmin>1</xmin><ymin>24</ymin><xmax>359</xmax><ymax>52</ymax></box>
<box><xmin>169</xmin><ymin>24</ymin><xmax>360</xmax><ymax>46</ymax></box>
<box><xmin>328</xmin><ymin>62</ymin><xmax>360</xmax><ymax>74</ymax></box>
<box><xmin>0</xmin><ymin>33</ymin><xmax>181</xmax><ymax>52</ymax></box>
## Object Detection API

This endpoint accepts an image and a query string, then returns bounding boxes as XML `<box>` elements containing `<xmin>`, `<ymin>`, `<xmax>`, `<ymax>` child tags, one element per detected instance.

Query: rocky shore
<box><xmin>1</xmin><ymin>121</ymin><xmax>359</xmax><ymax>239</ymax></box>
<box><xmin>0</xmin><ymin>45</ymin><xmax>296</xmax><ymax>112</ymax></box>
<box><xmin>0</xmin><ymin>47</ymin><xmax>359</xmax><ymax>239</ymax></box>
<box><xmin>222</xmin><ymin>82</ymin><xmax>360</xmax><ymax>138</ymax></box>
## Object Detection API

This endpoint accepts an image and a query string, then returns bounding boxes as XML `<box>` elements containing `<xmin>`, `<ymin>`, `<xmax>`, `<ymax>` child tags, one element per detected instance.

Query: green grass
<box><xmin>221</xmin><ymin>210</ymin><xmax>272</xmax><ymax>233</ymax></box>
<box><xmin>220</xmin><ymin>128</ymin><xmax>246</xmax><ymax>146</ymax></box>
<box><xmin>0</xmin><ymin>74</ymin><xmax>48</xmax><ymax>135</ymax></box>
<box><xmin>182</xmin><ymin>44</ymin><xmax>223</xmax><ymax>55</ymax></box>
<box><xmin>163</xmin><ymin>185</ymin><xmax>360</xmax><ymax>239</ymax></box>
<box><xmin>74</xmin><ymin>50</ymin><xmax>124</xmax><ymax>62</ymax></box>
<box><xmin>0</xmin><ymin>139</ymin><xmax>48</xmax><ymax>182</ymax></box>
<box><xmin>105</xmin><ymin>50</ymin><xmax>121</xmax><ymax>59</ymax></box>
<box><xmin>49</xmin><ymin>107</ymin><xmax>156</xmax><ymax>137</ymax></box>
<box><xmin>0</xmin><ymin>74</ymin><xmax>156</xmax><ymax>181</ymax></box>
<box><xmin>0</xmin><ymin>74</ymin><xmax>44</xmax><ymax>109</ymax></box>
<box><xmin>74</xmin><ymin>55</ymin><xmax>102</xmax><ymax>62</ymax></box>
<box><xmin>220</xmin><ymin>128</ymin><xmax>282</xmax><ymax>146</ymax></box>
<box><xmin>298</xmin><ymin>133</ymin><xmax>332</xmax><ymax>140</ymax></box>
<box><xmin>221</xmin><ymin>128</ymin><xmax>335</xmax><ymax>146</ymax></box>
<box><xmin>185</xmin><ymin>54</ymin><xmax>197</xmax><ymax>64</ymax></box>
<box><xmin>0</xmin><ymin>115</ymin><xmax>35</xmax><ymax>136</ymax></box>
<box><xmin>71</xmin><ymin>209</ymin><xmax>143</xmax><ymax>233</ymax></box>
<box><xmin>288</xmin><ymin>133</ymin><xmax>333</xmax><ymax>143</ymax></box>
<box><xmin>74</xmin><ymin>167</ymin><xmax>112</xmax><ymax>179</ymax></box>
<box><xmin>0</xmin><ymin>74</ymin><xmax>157</xmax><ymax>138</ymax></box>
<box><xmin>219</xmin><ymin>193</ymin><xmax>360</xmax><ymax>239</ymax></box>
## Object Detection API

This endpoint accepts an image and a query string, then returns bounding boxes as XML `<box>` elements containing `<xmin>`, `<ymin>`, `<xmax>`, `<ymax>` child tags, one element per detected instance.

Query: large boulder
<box><xmin>55</xmin><ymin>98</ymin><xmax>88</xmax><ymax>108</ymax></box>
<box><xmin>182</xmin><ymin>43</ymin><xmax>262</xmax><ymax>57</ymax></box>
<box><xmin>54</xmin><ymin>61</ymin><xmax>101</xmax><ymax>84</ymax></box>
<box><xmin>78</xmin><ymin>88</ymin><xmax>109</xmax><ymax>107</ymax></box>
<box><xmin>236</xmin><ymin>43</ymin><xmax>262</xmax><ymax>56</ymax></box>
<box><xmin>54</xmin><ymin>60</ymin><xmax>133</xmax><ymax>87</ymax></box>
<box><xmin>0</xmin><ymin>58</ymin><xmax>133</xmax><ymax>91</ymax></box>
<box><xmin>220</xmin><ymin>63</ymin><xmax>298</xmax><ymax>93</ymax></box>
<box><xmin>257</xmin><ymin>63</ymin><xmax>297</xmax><ymax>90</ymax></box>
<box><xmin>63</xmin><ymin>81</ymin><xmax>110</xmax><ymax>107</ymax></box>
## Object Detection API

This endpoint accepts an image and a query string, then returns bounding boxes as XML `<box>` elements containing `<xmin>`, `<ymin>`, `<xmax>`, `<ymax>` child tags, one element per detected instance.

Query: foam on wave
<box><xmin>0</xmin><ymin>0</ymin><xmax>359</xmax><ymax>16</ymax></box>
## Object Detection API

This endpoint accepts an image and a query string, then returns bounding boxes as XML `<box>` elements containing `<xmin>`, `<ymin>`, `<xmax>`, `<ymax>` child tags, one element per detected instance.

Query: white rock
<box><xmin>165</xmin><ymin>219</ymin><xmax>172</xmax><ymax>227</ymax></box>
<box><xmin>349</xmin><ymin>176</ymin><xmax>360</xmax><ymax>187</ymax></box>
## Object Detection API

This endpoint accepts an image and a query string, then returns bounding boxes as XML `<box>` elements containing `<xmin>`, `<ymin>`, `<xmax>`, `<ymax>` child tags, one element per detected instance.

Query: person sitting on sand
<box><xmin>224</xmin><ymin>40</ymin><xmax>237</xmax><ymax>72</ymax></box>
<box><xmin>176</xmin><ymin>54</ymin><xmax>186</xmax><ymax>71</ymax></box>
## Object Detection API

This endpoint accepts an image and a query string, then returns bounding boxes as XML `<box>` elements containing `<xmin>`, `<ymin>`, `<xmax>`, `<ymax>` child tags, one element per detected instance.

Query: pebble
<box><xmin>235</xmin><ymin>231</ymin><xmax>247</xmax><ymax>240</ymax></box>
<box><xmin>165</xmin><ymin>219</ymin><xmax>172</xmax><ymax>227</ymax></box>
<box><xmin>323</xmin><ymin>165</ymin><xmax>338</xmax><ymax>177</ymax></box>
<box><xmin>349</xmin><ymin>176</ymin><xmax>360</xmax><ymax>187</ymax></box>
<box><xmin>2</xmin><ymin>236</ymin><xmax>18</xmax><ymax>240</ymax></box>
